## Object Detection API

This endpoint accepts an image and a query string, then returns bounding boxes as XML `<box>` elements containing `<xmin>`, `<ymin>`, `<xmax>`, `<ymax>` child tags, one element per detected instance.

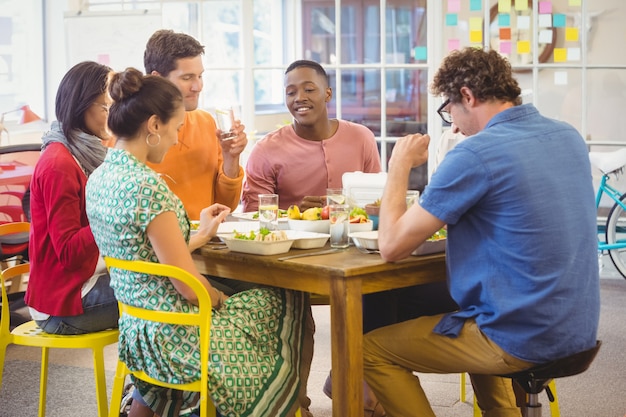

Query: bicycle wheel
<box><xmin>605</xmin><ymin>192</ymin><xmax>626</xmax><ymax>279</ymax></box>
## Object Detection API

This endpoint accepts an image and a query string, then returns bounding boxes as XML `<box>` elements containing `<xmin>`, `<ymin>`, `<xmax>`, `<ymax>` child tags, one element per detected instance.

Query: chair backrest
<box><xmin>1</xmin><ymin>224</ymin><xmax>30</xmax><ymax>336</ymax></box>
<box><xmin>103</xmin><ymin>257</ymin><xmax>214</xmax><ymax>416</ymax></box>
<box><xmin>0</xmin><ymin>222</ymin><xmax>30</xmax><ymax>324</ymax></box>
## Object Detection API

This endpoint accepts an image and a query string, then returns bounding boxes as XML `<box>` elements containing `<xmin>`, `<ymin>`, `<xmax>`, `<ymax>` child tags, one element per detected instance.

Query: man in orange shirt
<box><xmin>143</xmin><ymin>29</ymin><xmax>246</xmax><ymax>219</ymax></box>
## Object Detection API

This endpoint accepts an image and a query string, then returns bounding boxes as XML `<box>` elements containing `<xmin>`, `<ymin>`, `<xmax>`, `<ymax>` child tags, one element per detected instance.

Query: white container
<box><xmin>221</xmin><ymin>234</ymin><xmax>294</xmax><ymax>255</ymax></box>
<box><xmin>349</xmin><ymin>230</ymin><xmax>379</xmax><ymax>250</ymax></box>
<box><xmin>342</xmin><ymin>171</ymin><xmax>388</xmax><ymax>207</ymax></box>
<box><xmin>348</xmin><ymin>220</ymin><xmax>374</xmax><ymax>233</ymax></box>
<box><xmin>411</xmin><ymin>238</ymin><xmax>446</xmax><ymax>256</ymax></box>
<box><xmin>286</xmin><ymin>230</ymin><xmax>331</xmax><ymax>249</ymax></box>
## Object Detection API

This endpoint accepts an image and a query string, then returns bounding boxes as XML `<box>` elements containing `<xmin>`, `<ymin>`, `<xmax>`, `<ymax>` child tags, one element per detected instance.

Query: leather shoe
<box><xmin>322</xmin><ymin>372</ymin><xmax>387</xmax><ymax>417</ymax></box>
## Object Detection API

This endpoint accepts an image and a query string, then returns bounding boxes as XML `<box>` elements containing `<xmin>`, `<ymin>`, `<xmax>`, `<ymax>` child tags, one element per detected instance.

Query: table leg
<box><xmin>329</xmin><ymin>276</ymin><xmax>364</xmax><ymax>417</ymax></box>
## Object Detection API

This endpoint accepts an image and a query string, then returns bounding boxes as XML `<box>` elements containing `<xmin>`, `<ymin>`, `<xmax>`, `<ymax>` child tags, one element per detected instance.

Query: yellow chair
<box><xmin>104</xmin><ymin>257</ymin><xmax>217</xmax><ymax>417</ymax></box>
<box><xmin>0</xmin><ymin>222</ymin><xmax>119</xmax><ymax>417</ymax></box>
<box><xmin>460</xmin><ymin>373</ymin><xmax>560</xmax><ymax>416</ymax></box>
<box><xmin>105</xmin><ymin>257</ymin><xmax>302</xmax><ymax>417</ymax></box>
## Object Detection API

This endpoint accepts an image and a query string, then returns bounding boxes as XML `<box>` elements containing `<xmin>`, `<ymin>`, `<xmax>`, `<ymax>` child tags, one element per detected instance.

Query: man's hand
<box><xmin>389</xmin><ymin>133</ymin><xmax>430</xmax><ymax>170</ymax></box>
<box><xmin>300</xmin><ymin>196</ymin><xmax>324</xmax><ymax>210</ymax></box>
<box><xmin>218</xmin><ymin>119</ymin><xmax>248</xmax><ymax>157</ymax></box>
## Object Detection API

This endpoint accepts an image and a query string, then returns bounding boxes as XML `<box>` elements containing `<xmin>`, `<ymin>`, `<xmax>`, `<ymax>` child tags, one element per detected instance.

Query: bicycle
<box><xmin>589</xmin><ymin>147</ymin><xmax>626</xmax><ymax>279</ymax></box>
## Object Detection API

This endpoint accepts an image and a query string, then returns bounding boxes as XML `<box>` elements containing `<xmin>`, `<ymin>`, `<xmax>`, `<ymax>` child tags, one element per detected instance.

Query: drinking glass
<box><xmin>215</xmin><ymin>107</ymin><xmax>237</xmax><ymax>140</ymax></box>
<box><xmin>326</xmin><ymin>188</ymin><xmax>346</xmax><ymax>206</ymax></box>
<box><xmin>406</xmin><ymin>190</ymin><xmax>420</xmax><ymax>208</ymax></box>
<box><xmin>329</xmin><ymin>204</ymin><xmax>350</xmax><ymax>248</ymax></box>
<box><xmin>258</xmin><ymin>194</ymin><xmax>279</xmax><ymax>231</ymax></box>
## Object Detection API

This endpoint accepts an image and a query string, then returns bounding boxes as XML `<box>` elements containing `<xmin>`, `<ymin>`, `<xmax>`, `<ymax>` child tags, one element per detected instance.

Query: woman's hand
<box><xmin>197</xmin><ymin>204</ymin><xmax>231</xmax><ymax>238</ymax></box>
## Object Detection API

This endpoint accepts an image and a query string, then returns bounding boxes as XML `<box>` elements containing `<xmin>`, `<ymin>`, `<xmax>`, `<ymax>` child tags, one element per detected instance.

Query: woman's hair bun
<box><xmin>108</xmin><ymin>67</ymin><xmax>145</xmax><ymax>102</ymax></box>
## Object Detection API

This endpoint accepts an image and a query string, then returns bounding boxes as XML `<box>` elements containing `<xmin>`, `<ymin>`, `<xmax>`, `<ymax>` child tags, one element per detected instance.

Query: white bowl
<box><xmin>348</xmin><ymin>220</ymin><xmax>374</xmax><ymax>233</ymax></box>
<box><xmin>349</xmin><ymin>230</ymin><xmax>379</xmax><ymax>250</ymax></box>
<box><xmin>411</xmin><ymin>238</ymin><xmax>446</xmax><ymax>256</ymax></box>
<box><xmin>287</xmin><ymin>219</ymin><xmax>331</xmax><ymax>234</ymax></box>
<box><xmin>221</xmin><ymin>233</ymin><xmax>294</xmax><ymax>255</ymax></box>
<box><xmin>285</xmin><ymin>230</ymin><xmax>331</xmax><ymax>249</ymax></box>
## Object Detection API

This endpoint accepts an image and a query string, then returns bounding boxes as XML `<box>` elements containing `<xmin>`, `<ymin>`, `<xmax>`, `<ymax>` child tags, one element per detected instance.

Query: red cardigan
<box><xmin>25</xmin><ymin>143</ymin><xmax>99</xmax><ymax>316</ymax></box>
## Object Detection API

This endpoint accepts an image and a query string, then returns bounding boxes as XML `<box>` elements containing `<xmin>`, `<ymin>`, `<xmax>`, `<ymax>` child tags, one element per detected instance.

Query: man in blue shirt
<box><xmin>363</xmin><ymin>47</ymin><xmax>600</xmax><ymax>417</ymax></box>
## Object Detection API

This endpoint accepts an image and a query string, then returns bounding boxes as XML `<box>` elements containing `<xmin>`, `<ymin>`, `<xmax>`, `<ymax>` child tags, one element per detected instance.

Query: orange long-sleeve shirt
<box><xmin>146</xmin><ymin>109</ymin><xmax>243</xmax><ymax>219</ymax></box>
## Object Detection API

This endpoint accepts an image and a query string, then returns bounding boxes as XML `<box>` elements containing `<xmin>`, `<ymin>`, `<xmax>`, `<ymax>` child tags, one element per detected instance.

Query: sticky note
<box><xmin>500</xmin><ymin>41</ymin><xmax>512</xmax><ymax>54</ymax></box>
<box><xmin>566</xmin><ymin>27</ymin><xmax>579</xmax><ymax>42</ymax></box>
<box><xmin>568</xmin><ymin>0</ymin><xmax>581</xmax><ymax>6</ymax></box>
<box><xmin>553</xmin><ymin>48</ymin><xmax>567</xmax><ymax>62</ymax></box>
<box><xmin>517</xmin><ymin>15</ymin><xmax>531</xmax><ymax>30</ymax></box>
<box><xmin>448</xmin><ymin>0</ymin><xmax>461</xmax><ymax>13</ymax></box>
<box><xmin>553</xmin><ymin>14</ymin><xmax>566</xmax><ymax>28</ymax></box>
<box><xmin>568</xmin><ymin>47</ymin><xmax>581</xmax><ymax>61</ymax></box>
<box><xmin>470</xmin><ymin>30</ymin><xmax>483</xmax><ymax>43</ymax></box>
<box><xmin>500</xmin><ymin>28</ymin><xmax>512</xmax><ymax>40</ymax></box>
<box><xmin>469</xmin><ymin>17</ymin><xmax>483</xmax><ymax>31</ymax></box>
<box><xmin>448</xmin><ymin>39</ymin><xmax>461</xmax><ymax>52</ymax></box>
<box><xmin>539</xmin><ymin>1</ymin><xmax>552</xmax><ymax>14</ymax></box>
<box><xmin>517</xmin><ymin>40</ymin><xmax>531</xmax><ymax>54</ymax></box>
<box><xmin>414</xmin><ymin>46</ymin><xmax>428</xmax><ymax>60</ymax></box>
<box><xmin>515</xmin><ymin>0</ymin><xmax>529</xmax><ymax>11</ymax></box>
<box><xmin>498</xmin><ymin>0</ymin><xmax>512</xmax><ymax>13</ymax></box>
<box><xmin>470</xmin><ymin>0</ymin><xmax>482</xmax><ymax>12</ymax></box>
<box><xmin>446</xmin><ymin>13</ymin><xmax>458</xmax><ymax>26</ymax></box>
<box><xmin>554</xmin><ymin>71</ymin><xmax>568</xmax><ymax>85</ymax></box>
<box><xmin>538</xmin><ymin>14</ymin><xmax>552</xmax><ymax>28</ymax></box>
<box><xmin>538</xmin><ymin>29</ymin><xmax>553</xmax><ymax>44</ymax></box>
<box><xmin>499</xmin><ymin>13</ymin><xmax>511</xmax><ymax>27</ymax></box>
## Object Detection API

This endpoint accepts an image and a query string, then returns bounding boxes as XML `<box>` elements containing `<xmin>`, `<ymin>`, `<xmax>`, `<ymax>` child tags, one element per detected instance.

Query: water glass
<box><xmin>258</xmin><ymin>194</ymin><xmax>279</xmax><ymax>231</ymax></box>
<box><xmin>406</xmin><ymin>190</ymin><xmax>420</xmax><ymax>208</ymax></box>
<box><xmin>329</xmin><ymin>204</ymin><xmax>350</xmax><ymax>248</ymax></box>
<box><xmin>215</xmin><ymin>107</ymin><xmax>237</xmax><ymax>140</ymax></box>
<box><xmin>326</xmin><ymin>188</ymin><xmax>346</xmax><ymax>206</ymax></box>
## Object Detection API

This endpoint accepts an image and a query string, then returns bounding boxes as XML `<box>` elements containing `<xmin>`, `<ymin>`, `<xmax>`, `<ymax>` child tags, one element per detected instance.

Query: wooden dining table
<box><xmin>193</xmin><ymin>241</ymin><xmax>446</xmax><ymax>417</ymax></box>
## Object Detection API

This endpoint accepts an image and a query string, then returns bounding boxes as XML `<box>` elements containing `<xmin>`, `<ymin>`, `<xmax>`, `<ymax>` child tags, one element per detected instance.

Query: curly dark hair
<box><xmin>144</xmin><ymin>29</ymin><xmax>205</xmax><ymax>76</ymax></box>
<box><xmin>430</xmin><ymin>48</ymin><xmax>521</xmax><ymax>105</ymax></box>
<box><xmin>285</xmin><ymin>59</ymin><xmax>329</xmax><ymax>86</ymax></box>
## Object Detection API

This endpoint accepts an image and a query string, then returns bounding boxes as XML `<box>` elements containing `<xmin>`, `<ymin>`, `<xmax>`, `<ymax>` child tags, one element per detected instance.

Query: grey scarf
<box><xmin>41</xmin><ymin>121</ymin><xmax>107</xmax><ymax>177</ymax></box>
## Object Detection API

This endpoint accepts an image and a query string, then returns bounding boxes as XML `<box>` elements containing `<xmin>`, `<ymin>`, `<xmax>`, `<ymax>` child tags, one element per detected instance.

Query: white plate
<box><xmin>217</xmin><ymin>221</ymin><xmax>259</xmax><ymax>235</ymax></box>
<box><xmin>285</xmin><ymin>230</ymin><xmax>331</xmax><ymax>249</ymax></box>
<box><xmin>411</xmin><ymin>238</ymin><xmax>446</xmax><ymax>256</ymax></box>
<box><xmin>288</xmin><ymin>219</ymin><xmax>331</xmax><ymax>233</ymax></box>
<box><xmin>221</xmin><ymin>232</ymin><xmax>295</xmax><ymax>255</ymax></box>
<box><xmin>231</xmin><ymin>211</ymin><xmax>290</xmax><ymax>222</ymax></box>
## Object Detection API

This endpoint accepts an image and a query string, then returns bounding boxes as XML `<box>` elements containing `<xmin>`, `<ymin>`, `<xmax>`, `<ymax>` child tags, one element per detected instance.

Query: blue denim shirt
<box><xmin>420</xmin><ymin>104</ymin><xmax>599</xmax><ymax>363</ymax></box>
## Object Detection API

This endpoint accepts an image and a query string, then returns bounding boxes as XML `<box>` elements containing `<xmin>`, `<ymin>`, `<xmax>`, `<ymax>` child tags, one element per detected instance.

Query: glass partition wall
<box><xmin>2</xmin><ymin>0</ymin><xmax>624</xmax><ymax>178</ymax></box>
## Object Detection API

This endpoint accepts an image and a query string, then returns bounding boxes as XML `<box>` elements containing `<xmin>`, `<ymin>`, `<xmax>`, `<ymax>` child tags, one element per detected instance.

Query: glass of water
<box><xmin>329</xmin><ymin>204</ymin><xmax>350</xmax><ymax>248</ymax></box>
<box><xmin>258</xmin><ymin>194</ymin><xmax>279</xmax><ymax>230</ymax></box>
<box><xmin>215</xmin><ymin>107</ymin><xmax>237</xmax><ymax>140</ymax></box>
<box><xmin>326</xmin><ymin>188</ymin><xmax>346</xmax><ymax>206</ymax></box>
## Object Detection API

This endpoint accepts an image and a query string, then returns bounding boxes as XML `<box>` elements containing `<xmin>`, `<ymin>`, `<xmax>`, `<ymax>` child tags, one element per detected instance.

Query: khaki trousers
<box><xmin>363</xmin><ymin>315</ymin><xmax>535</xmax><ymax>417</ymax></box>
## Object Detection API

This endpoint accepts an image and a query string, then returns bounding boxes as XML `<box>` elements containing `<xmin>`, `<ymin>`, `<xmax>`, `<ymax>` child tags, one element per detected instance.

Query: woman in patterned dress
<box><xmin>85</xmin><ymin>68</ymin><xmax>305</xmax><ymax>417</ymax></box>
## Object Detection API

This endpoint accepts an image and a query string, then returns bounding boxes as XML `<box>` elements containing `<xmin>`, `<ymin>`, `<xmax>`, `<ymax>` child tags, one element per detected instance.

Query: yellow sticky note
<box><xmin>469</xmin><ymin>17</ymin><xmax>483</xmax><ymax>31</ymax></box>
<box><xmin>517</xmin><ymin>40</ymin><xmax>531</xmax><ymax>54</ymax></box>
<box><xmin>498</xmin><ymin>0</ymin><xmax>512</xmax><ymax>13</ymax></box>
<box><xmin>565</xmin><ymin>27</ymin><xmax>579</xmax><ymax>42</ymax></box>
<box><xmin>553</xmin><ymin>48</ymin><xmax>567</xmax><ymax>62</ymax></box>
<box><xmin>470</xmin><ymin>30</ymin><xmax>483</xmax><ymax>43</ymax></box>
<box><xmin>515</xmin><ymin>0</ymin><xmax>529</xmax><ymax>11</ymax></box>
<box><xmin>569</xmin><ymin>0</ymin><xmax>581</xmax><ymax>6</ymax></box>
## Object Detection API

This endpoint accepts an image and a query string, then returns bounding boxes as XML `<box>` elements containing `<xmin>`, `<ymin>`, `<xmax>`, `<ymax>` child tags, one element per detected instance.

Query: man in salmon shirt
<box><xmin>143</xmin><ymin>29</ymin><xmax>246</xmax><ymax>219</ymax></box>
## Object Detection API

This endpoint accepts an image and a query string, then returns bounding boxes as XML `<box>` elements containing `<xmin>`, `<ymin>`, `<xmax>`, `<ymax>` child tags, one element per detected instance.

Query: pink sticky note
<box><xmin>500</xmin><ymin>41</ymin><xmax>512</xmax><ymax>54</ymax></box>
<box><xmin>97</xmin><ymin>54</ymin><xmax>111</xmax><ymax>66</ymax></box>
<box><xmin>539</xmin><ymin>2</ymin><xmax>553</xmax><ymax>14</ymax></box>
<box><xmin>448</xmin><ymin>0</ymin><xmax>461</xmax><ymax>13</ymax></box>
<box><xmin>448</xmin><ymin>39</ymin><xmax>461</xmax><ymax>52</ymax></box>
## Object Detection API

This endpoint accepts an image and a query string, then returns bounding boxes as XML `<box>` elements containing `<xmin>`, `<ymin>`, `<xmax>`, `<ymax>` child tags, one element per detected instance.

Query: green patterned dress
<box><xmin>85</xmin><ymin>149</ymin><xmax>305</xmax><ymax>417</ymax></box>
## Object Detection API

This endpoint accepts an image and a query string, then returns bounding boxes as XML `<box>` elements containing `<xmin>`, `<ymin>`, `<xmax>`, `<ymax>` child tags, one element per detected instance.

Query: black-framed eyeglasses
<box><xmin>437</xmin><ymin>99</ymin><xmax>452</xmax><ymax>125</ymax></box>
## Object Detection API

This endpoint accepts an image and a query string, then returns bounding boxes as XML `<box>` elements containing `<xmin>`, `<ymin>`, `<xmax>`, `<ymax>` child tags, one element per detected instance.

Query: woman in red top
<box><xmin>25</xmin><ymin>61</ymin><xmax>119</xmax><ymax>334</ymax></box>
